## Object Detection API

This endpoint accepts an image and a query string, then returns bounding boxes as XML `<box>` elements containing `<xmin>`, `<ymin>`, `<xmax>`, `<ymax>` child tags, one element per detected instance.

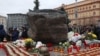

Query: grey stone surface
<box><xmin>0</xmin><ymin>49</ymin><xmax>6</xmax><ymax>56</ymax></box>
<box><xmin>27</xmin><ymin>9</ymin><xmax>68</xmax><ymax>44</ymax></box>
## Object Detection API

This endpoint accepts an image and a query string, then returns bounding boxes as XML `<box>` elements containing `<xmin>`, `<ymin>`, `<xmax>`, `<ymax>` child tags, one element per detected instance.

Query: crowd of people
<box><xmin>0</xmin><ymin>21</ymin><xmax>100</xmax><ymax>44</ymax></box>
<box><xmin>0</xmin><ymin>25</ymin><xmax>28</xmax><ymax>42</ymax></box>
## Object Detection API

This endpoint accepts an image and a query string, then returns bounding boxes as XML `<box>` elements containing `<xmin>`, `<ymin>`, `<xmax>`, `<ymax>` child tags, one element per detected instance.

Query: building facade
<box><xmin>0</xmin><ymin>15</ymin><xmax>7</xmax><ymax>30</ymax></box>
<box><xmin>63</xmin><ymin>0</ymin><xmax>100</xmax><ymax>26</ymax></box>
<box><xmin>7</xmin><ymin>13</ymin><xmax>28</xmax><ymax>29</ymax></box>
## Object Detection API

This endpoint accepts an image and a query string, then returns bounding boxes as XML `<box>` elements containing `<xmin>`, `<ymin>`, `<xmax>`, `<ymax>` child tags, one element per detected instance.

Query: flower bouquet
<box><xmin>85</xmin><ymin>32</ymin><xmax>97</xmax><ymax>40</ymax></box>
<box><xmin>58</xmin><ymin>42</ymin><xmax>72</xmax><ymax>54</ymax></box>
<box><xmin>59</xmin><ymin>42</ymin><xmax>70</xmax><ymax>48</ymax></box>
<box><xmin>13</xmin><ymin>39</ymin><xmax>25</xmax><ymax>47</ymax></box>
<box><xmin>84</xmin><ymin>32</ymin><xmax>97</xmax><ymax>48</ymax></box>
<box><xmin>24</xmin><ymin>38</ymin><xmax>34</xmax><ymax>50</ymax></box>
<box><xmin>28</xmin><ymin>48</ymin><xmax>39</xmax><ymax>54</ymax></box>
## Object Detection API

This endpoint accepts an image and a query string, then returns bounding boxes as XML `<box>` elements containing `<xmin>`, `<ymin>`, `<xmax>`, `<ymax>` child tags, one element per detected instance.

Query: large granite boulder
<box><xmin>27</xmin><ymin>9</ymin><xmax>68</xmax><ymax>44</ymax></box>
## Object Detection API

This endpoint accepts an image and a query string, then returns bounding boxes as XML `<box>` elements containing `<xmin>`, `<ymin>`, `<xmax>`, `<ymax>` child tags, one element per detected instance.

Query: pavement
<box><xmin>0</xmin><ymin>49</ymin><xmax>6</xmax><ymax>56</ymax></box>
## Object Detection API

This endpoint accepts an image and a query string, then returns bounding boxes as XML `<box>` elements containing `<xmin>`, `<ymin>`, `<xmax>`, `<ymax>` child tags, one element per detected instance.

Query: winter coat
<box><xmin>0</xmin><ymin>25</ymin><xmax>6</xmax><ymax>37</ymax></box>
<box><xmin>94</xmin><ymin>27</ymin><xmax>100</xmax><ymax>40</ymax></box>
<box><xmin>21</xmin><ymin>30</ymin><xmax>28</xmax><ymax>38</ymax></box>
<box><xmin>12</xmin><ymin>30</ymin><xmax>19</xmax><ymax>41</ymax></box>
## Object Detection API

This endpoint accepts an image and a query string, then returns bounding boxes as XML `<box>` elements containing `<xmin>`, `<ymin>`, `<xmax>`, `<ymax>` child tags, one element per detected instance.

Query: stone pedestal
<box><xmin>27</xmin><ymin>9</ymin><xmax>68</xmax><ymax>44</ymax></box>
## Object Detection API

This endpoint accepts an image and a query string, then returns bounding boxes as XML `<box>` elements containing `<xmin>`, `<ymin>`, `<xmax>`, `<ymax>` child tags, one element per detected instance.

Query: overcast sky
<box><xmin>0</xmin><ymin>0</ymin><xmax>83</xmax><ymax>16</ymax></box>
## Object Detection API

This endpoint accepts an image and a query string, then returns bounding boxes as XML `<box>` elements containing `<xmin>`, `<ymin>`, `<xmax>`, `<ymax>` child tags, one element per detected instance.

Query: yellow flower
<box><xmin>25</xmin><ymin>38</ymin><xmax>33</xmax><ymax>43</ymax></box>
<box><xmin>88</xmin><ymin>32</ymin><xmax>92</xmax><ymax>35</ymax></box>
<box><xmin>92</xmin><ymin>34</ymin><xmax>97</xmax><ymax>38</ymax></box>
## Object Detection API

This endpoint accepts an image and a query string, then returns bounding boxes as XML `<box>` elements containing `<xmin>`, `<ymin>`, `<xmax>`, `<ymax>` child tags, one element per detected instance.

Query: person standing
<box><xmin>94</xmin><ymin>20</ymin><xmax>100</xmax><ymax>40</ymax></box>
<box><xmin>6</xmin><ymin>27</ymin><xmax>13</xmax><ymax>41</ymax></box>
<box><xmin>0</xmin><ymin>25</ymin><xmax>6</xmax><ymax>42</ymax></box>
<box><xmin>12</xmin><ymin>28</ymin><xmax>19</xmax><ymax>41</ymax></box>
<box><xmin>21</xmin><ymin>27</ymin><xmax>28</xmax><ymax>39</ymax></box>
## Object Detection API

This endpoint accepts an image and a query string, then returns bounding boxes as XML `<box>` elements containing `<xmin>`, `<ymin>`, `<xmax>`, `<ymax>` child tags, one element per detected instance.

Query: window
<box><xmin>83</xmin><ymin>7</ymin><xmax>84</xmax><ymax>10</ymax></box>
<box><xmin>93</xmin><ymin>12</ymin><xmax>96</xmax><ymax>15</ymax></box>
<box><xmin>86</xmin><ymin>7</ymin><xmax>88</xmax><ymax>10</ymax></box>
<box><xmin>80</xmin><ymin>8</ymin><xmax>81</xmax><ymax>11</ymax></box>
<box><xmin>93</xmin><ymin>5</ymin><xmax>96</xmax><ymax>8</ymax></box>
<box><xmin>72</xmin><ymin>9</ymin><xmax>73</xmax><ymax>13</ymax></box>
<box><xmin>89</xmin><ymin>6</ymin><xmax>91</xmax><ymax>9</ymax></box>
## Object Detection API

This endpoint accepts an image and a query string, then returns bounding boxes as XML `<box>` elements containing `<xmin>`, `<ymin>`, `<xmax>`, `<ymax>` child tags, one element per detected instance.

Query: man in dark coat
<box><xmin>21</xmin><ymin>27</ymin><xmax>28</xmax><ymax>38</ymax></box>
<box><xmin>94</xmin><ymin>21</ymin><xmax>100</xmax><ymax>40</ymax></box>
<box><xmin>12</xmin><ymin>28</ymin><xmax>19</xmax><ymax>41</ymax></box>
<box><xmin>0</xmin><ymin>25</ymin><xmax>6</xmax><ymax>42</ymax></box>
<box><xmin>94</xmin><ymin>26</ymin><xmax>100</xmax><ymax>40</ymax></box>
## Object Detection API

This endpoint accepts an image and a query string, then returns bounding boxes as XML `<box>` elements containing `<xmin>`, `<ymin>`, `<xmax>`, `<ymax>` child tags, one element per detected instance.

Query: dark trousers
<box><xmin>98</xmin><ymin>34</ymin><xmax>100</xmax><ymax>40</ymax></box>
<box><xmin>0</xmin><ymin>37</ymin><xmax>4</xmax><ymax>42</ymax></box>
<box><xmin>5</xmin><ymin>35</ymin><xmax>11</xmax><ymax>41</ymax></box>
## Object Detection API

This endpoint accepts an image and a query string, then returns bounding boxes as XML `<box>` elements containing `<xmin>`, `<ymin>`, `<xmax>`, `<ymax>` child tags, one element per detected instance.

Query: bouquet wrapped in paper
<box><xmin>24</xmin><ymin>38</ymin><xmax>35</xmax><ymax>50</ymax></box>
<box><xmin>59</xmin><ymin>42</ymin><xmax>70</xmax><ymax>48</ymax></box>
<box><xmin>13</xmin><ymin>39</ymin><xmax>25</xmax><ymax>47</ymax></box>
<box><xmin>85</xmin><ymin>32</ymin><xmax>97</xmax><ymax>40</ymax></box>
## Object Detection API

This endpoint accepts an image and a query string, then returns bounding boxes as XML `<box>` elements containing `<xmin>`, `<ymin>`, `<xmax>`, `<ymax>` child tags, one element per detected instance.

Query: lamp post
<box><xmin>75</xmin><ymin>0</ymin><xmax>78</xmax><ymax>23</ymax></box>
<box><xmin>74</xmin><ymin>0</ymin><xmax>80</xmax><ymax>33</ymax></box>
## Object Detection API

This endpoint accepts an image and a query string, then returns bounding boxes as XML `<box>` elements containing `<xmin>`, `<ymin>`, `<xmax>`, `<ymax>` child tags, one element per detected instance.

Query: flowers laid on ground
<box><xmin>13</xmin><ymin>39</ymin><xmax>25</xmax><ymax>47</ymax></box>
<box><xmin>28</xmin><ymin>48</ymin><xmax>39</xmax><ymax>54</ymax></box>
<box><xmin>86</xmin><ymin>32</ymin><xmax>97</xmax><ymax>40</ymax></box>
<box><xmin>46</xmin><ymin>43</ymin><xmax>53</xmax><ymax>47</ymax></box>
<box><xmin>24</xmin><ymin>38</ymin><xmax>35</xmax><ymax>50</ymax></box>
<box><xmin>35</xmin><ymin>41</ymin><xmax>45</xmax><ymax>48</ymax></box>
<box><xmin>29</xmin><ymin>41</ymin><xmax>48</xmax><ymax>56</ymax></box>
<box><xmin>13</xmin><ymin>38</ymin><xmax>36</xmax><ymax>48</ymax></box>
<box><xmin>24</xmin><ymin>38</ymin><xmax>33</xmax><ymax>43</ymax></box>
<box><xmin>92</xmin><ymin>34</ymin><xmax>97</xmax><ymax>39</ymax></box>
<box><xmin>59</xmin><ymin>42</ymin><xmax>70</xmax><ymax>48</ymax></box>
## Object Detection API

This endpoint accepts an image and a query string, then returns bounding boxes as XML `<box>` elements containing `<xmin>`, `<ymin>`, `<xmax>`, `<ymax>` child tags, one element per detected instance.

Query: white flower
<box><xmin>59</xmin><ymin>42</ymin><xmax>62</xmax><ymax>45</ymax></box>
<box><xmin>13</xmin><ymin>39</ymin><xmax>25</xmax><ymax>47</ymax></box>
<box><xmin>35</xmin><ymin>41</ymin><xmax>44</xmax><ymax>48</ymax></box>
<box><xmin>76</xmin><ymin>40</ymin><xmax>82</xmax><ymax>47</ymax></box>
<box><xmin>67</xmin><ymin>31</ymin><xmax>74</xmax><ymax>41</ymax></box>
<box><xmin>69</xmin><ymin>33</ymin><xmax>82</xmax><ymax>43</ymax></box>
<box><xmin>85</xmin><ymin>40</ymin><xmax>92</xmax><ymax>44</ymax></box>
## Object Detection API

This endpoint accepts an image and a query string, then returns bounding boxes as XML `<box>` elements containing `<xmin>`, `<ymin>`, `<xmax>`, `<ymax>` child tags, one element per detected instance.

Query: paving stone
<box><xmin>0</xmin><ymin>49</ymin><xmax>6</xmax><ymax>56</ymax></box>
